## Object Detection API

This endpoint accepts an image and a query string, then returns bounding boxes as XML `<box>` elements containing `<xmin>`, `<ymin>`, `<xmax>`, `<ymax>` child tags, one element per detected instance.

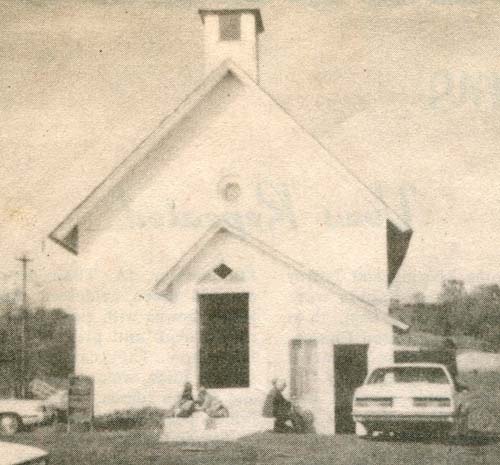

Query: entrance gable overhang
<box><xmin>154</xmin><ymin>219</ymin><xmax>409</xmax><ymax>331</ymax></box>
<box><xmin>49</xmin><ymin>59</ymin><xmax>410</xmax><ymax>256</ymax></box>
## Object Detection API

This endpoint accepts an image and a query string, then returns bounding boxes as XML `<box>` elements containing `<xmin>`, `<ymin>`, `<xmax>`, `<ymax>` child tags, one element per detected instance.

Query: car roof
<box><xmin>372</xmin><ymin>363</ymin><xmax>448</xmax><ymax>369</ymax></box>
<box><xmin>0</xmin><ymin>442</ymin><xmax>47</xmax><ymax>465</ymax></box>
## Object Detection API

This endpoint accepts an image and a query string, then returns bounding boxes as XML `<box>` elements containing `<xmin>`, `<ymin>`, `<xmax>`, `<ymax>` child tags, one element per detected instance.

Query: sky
<box><xmin>1</xmin><ymin>0</ymin><xmax>500</xmax><ymax>308</ymax></box>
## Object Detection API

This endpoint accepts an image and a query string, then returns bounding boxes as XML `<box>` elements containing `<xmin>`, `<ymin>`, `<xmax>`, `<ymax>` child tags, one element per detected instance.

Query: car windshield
<box><xmin>367</xmin><ymin>366</ymin><xmax>449</xmax><ymax>384</ymax></box>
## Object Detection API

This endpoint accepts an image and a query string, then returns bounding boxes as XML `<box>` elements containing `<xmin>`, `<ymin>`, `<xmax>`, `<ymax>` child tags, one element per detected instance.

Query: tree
<box><xmin>0</xmin><ymin>298</ymin><xmax>75</xmax><ymax>396</ymax></box>
<box><xmin>438</xmin><ymin>279</ymin><xmax>466</xmax><ymax>303</ymax></box>
<box><xmin>392</xmin><ymin>280</ymin><xmax>500</xmax><ymax>351</ymax></box>
<box><xmin>411</xmin><ymin>292</ymin><xmax>426</xmax><ymax>305</ymax></box>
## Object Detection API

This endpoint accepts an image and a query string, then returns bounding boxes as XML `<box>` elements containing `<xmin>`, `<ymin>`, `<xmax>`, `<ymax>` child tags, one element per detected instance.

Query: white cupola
<box><xmin>199</xmin><ymin>8</ymin><xmax>264</xmax><ymax>82</ymax></box>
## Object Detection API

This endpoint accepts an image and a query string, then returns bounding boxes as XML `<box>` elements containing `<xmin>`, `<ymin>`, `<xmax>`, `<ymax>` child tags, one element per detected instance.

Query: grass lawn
<box><xmin>3</xmin><ymin>427</ymin><xmax>499</xmax><ymax>465</ymax></box>
<box><xmin>1</xmin><ymin>372</ymin><xmax>499</xmax><ymax>465</ymax></box>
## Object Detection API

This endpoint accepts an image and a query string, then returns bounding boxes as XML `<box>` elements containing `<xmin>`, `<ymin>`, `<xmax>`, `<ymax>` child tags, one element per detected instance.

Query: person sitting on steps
<box><xmin>262</xmin><ymin>378</ymin><xmax>306</xmax><ymax>433</ymax></box>
<box><xmin>195</xmin><ymin>386</ymin><xmax>229</xmax><ymax>418</ymax></box>
<box><xmin>165</xmin><ymin>381</ymin><xmax>195</xmax><ymax>418</ymax></box>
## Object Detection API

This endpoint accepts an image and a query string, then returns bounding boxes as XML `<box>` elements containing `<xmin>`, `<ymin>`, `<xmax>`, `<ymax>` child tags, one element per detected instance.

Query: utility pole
<box><xmin>16</xmin><ymin>254</ymin><xmax>31</xmax><ymax>398</ymax></box>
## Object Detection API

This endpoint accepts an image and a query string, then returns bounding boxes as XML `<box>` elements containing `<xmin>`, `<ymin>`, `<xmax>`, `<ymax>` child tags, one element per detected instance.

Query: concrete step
<box><xmin>160</xmin><ymin>412</ymin><xmax>274</xmax><ymax>442</ymax></box>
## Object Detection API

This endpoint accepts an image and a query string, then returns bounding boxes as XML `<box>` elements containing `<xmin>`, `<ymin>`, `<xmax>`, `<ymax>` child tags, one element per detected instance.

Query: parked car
<box><xmin>0</xmin><ymin>399</ymin><xmax>54</xmax><ymax>435</ymax></box>
<box><xmin>0</xmin><ymin>441</ymin><xmax>48</xmax><ymax>465</ymax></box>
<box><xmin>352</xmin><ymin>363</ymin><xmax>468</xmax><ymax>438</ymax></box>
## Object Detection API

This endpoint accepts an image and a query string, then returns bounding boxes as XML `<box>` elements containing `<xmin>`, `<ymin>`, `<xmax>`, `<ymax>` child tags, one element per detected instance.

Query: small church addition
<box><xmin>49</xmin><ymin>8</ymin><xmax>412</xmax><ymax>435</ymax></box>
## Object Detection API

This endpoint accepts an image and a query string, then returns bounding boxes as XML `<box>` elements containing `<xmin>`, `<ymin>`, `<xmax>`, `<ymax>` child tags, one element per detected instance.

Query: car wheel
<box><xmin>0</xmin><ymin>414</ymin><xmax>21</xmax><ymax>435</ymax></box>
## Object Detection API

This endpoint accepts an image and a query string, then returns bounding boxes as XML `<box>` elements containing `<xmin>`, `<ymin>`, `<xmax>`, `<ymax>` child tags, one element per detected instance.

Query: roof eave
<box><xmin>48</xmin><ymin>232</ymin><xmax>78</xmax><ymax>256</ymax></box>
<box><xmin>48</xmin><ymin>60</ymin><xmax>247</xmax><ymax>253</ymax></box>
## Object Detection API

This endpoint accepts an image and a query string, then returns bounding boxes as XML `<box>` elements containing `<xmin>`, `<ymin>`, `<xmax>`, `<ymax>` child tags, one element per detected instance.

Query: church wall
<box><xmin>62</xmin><ymin>72</ymin><xmax>396</xmax><ymax>433</ymax></box>
<box><xmin>72</xmin><ymin>229</ymin><xmax>393</xmax><ymax>433</ymax></box>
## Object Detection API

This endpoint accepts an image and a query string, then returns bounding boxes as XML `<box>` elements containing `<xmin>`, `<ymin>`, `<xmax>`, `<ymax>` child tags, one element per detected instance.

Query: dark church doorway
<box><xmin>333</xmin><ymin>344</ymin><xmax>368</xmax><ymax>433</ymax></box>
<box><xmin>198</xmin><ymin>293</ymin><xmax>249</xmax><ymax>388</ymax></box>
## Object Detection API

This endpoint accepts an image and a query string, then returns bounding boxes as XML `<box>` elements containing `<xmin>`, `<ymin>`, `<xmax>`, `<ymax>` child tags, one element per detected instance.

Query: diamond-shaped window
<box><xmin>214</xmin><ymin>264</ymin><xmax>233</xmax><ymax>279</ymax></box>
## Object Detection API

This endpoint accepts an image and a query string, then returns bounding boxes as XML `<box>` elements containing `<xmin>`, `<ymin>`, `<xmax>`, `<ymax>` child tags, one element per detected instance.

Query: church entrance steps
<box><xmin>160</xmin><ymin>412</ymin><xmax>274</xmax><ymax>442</ymax></box>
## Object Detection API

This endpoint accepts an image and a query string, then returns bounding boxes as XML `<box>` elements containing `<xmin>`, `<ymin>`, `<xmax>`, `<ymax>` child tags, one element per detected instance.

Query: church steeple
<box><xmin>199</xmin><ymin>9</ymin><xmax>264</xmax><ymax>82</ymax></box>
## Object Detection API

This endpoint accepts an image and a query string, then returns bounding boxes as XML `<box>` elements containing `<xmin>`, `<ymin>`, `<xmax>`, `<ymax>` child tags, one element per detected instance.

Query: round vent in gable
<box><xmin>218</xmin><ymin>176</ymin><xmax>241</xmax><ymax>202</ymax></box>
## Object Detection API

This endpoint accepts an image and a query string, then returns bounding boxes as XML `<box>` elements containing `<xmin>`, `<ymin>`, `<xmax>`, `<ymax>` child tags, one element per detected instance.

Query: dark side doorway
<box><xmin>334</xmin><ymin>344</ymin><xmax>368</xmax><ymax>433</ymax></box>
<box><xmin>198</xmin><ymin>293</ymin><xmax>249</xmax><ymax>389</ymax></box>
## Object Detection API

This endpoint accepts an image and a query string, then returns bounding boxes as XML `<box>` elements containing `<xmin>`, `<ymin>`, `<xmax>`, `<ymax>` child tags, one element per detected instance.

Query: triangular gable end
<box><xmin>49</xmin><ymin>59</ymin><xmax>411</xmax><ymax>253</ymax></box>
<box><xmin>154</xmin><ymin>219</ymin><xmax>408</xmax><ymax>331</ymax></box>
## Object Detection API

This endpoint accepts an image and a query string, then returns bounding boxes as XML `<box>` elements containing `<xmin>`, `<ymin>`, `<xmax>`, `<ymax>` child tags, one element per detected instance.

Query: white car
<box><xmin>0</xmin><ymin>400</ymin><xmax>54</xmax><ymax>435</ymax></box>
<box><xmin>352</xmin><ymin>363</ymin><xmax>468</xmax><ymax>438</ymax></box>
<box><xmin>0</xmin><ymin>441</ymin><xmax>48</xmax><ymax>465</ymax></box>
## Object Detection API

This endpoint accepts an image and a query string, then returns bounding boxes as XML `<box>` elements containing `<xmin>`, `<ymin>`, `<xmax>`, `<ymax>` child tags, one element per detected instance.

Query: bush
<box><xmin>93</xmin><ymin>407</ymin><xmax>167</xmax><ymax>431</ymax></box>
<box><xmin>458</xmin><ymin>371</ymin><xmax>500</xmax><ymax>432</ymax></box>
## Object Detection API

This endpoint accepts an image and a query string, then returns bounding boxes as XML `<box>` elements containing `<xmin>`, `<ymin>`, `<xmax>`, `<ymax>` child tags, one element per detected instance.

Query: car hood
<box><xmin>0</xmin><ymin>399</ymin><xmax>44</xmax><ymax>416</ymax></box>
<box><xmin>0</xmin><ymin>399</ymin><xmax>44</xmax><ymax>408</ymax></box>
<box><xmin>354</xmin><ymin>383</ymin><xmax>453</xmax><ymax>399</ymax></box>
<box><xmin>0</xmin><ymin>441</ymin><xmax>47</xmax><ymax>465</ymax></box>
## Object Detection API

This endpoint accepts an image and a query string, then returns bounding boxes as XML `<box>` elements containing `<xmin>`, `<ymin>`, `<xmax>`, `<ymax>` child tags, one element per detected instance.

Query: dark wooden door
<box><xmin>199</xmin><ymin>293</ymin><xmax>249</xmax><ymax>388</ymax></box>
<box><xmin>334</xmin><ymin>344</ymin><xmax>368</xmax><ymax>433</ymax></box>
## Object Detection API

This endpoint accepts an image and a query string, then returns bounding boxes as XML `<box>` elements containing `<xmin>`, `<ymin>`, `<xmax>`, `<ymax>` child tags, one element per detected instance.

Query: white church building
<box><xmin>50</xmin><ymin>8</ymin><xmax>412</xmax><ymax>435</ymax></box>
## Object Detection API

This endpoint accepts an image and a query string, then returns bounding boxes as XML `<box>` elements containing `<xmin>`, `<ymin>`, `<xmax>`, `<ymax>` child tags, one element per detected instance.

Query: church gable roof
<box><xmin>49</xmin><ymin>59</ymin><xmax>411</xmax><ymax>257</ymax></box>
<box><xmin>154</xmin><ymin>219</ymin><xmax>408</xmax><ymax>331</ymax></box>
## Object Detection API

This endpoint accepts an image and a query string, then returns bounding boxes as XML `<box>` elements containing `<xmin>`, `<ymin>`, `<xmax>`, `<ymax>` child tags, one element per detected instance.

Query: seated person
<box><xmin>165</xmin><ymin>382</ymin><xmax>195</xmax><ymax>418</ymax></box>
<box><xmin>195</xmin><ymin>386</ymin><xmax>229</xmax><ymax>418</ymax></box>
<box><xmin>262</xmin><ymin>378</ymin><xmax>305</xmax><ymax>433</ymax></box>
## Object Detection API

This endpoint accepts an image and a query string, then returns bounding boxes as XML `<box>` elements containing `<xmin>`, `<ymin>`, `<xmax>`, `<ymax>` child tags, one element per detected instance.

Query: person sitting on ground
<box><xmin>195</xmin><ymin>386</ymin><xmax>229</xmax><ymax>418</ymax></box>
<box><xmin>165</xmin><ymin>382</ymin><xmax>195</xmax><ymax>418</ymax></box>
<box><xmin>262</xmin><ymin>378</ymin><xmax>305</xmax><ymax>433</ymax></box>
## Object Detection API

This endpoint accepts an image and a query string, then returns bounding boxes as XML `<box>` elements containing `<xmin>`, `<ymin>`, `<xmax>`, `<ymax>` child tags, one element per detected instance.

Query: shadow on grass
<box><xmin>369</xmin><ymin>430</ymin><xmax>500</xmax><ymax>446</ymax></box>
<box><xmin>449</xmin><ymin>430</ymin><xmax>500</xmax><ymax>446</ymax></box>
